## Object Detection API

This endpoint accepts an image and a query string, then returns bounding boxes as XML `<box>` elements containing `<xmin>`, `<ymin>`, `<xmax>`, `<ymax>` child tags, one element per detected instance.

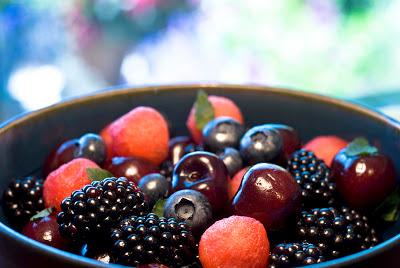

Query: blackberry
<box><xmin>269</xmin><ymin>242</ymin><xmax>325</xmax><ymax>268</ymax></box>
<box><xmin>2</xmin><ymin>176</ymin><xmax>44</xmax><ymax>226</ymax></box>
<box><xmin>296</xmin><ymin>207</ymin><xmax>378</xmax><ymax>258</ymax></box>
<box><xmin>288</xmin><ymin>150</ymin><xmax>336</xmax><ymax>206</ymax></box>
<box><xmin>110</xmin><ymin>213</ymin><xmax>198</xmax><ymax>267</ymax></box>
<box><xmin>57</xmin><ymin>177</ymin><xmax>148</xmax><ymax>242</ymax></box>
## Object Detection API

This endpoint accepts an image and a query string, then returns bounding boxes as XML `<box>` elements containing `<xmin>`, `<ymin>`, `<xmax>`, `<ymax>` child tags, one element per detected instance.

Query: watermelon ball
<box><xmin>199</xmin><ymin>216</ymin><xmax>270</xmax><ymax>268</ymax></box>
<box><xmin>111</xmin><ymin>106</ymin><xmax>169</xmax><ymax>166</ymax></box>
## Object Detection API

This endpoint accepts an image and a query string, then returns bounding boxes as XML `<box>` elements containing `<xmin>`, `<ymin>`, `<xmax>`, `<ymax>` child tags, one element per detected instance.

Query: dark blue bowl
<box><xmin>0</xmin><ymin>85</ymin><xmax>399</xmax><ymax>267</ymax></box>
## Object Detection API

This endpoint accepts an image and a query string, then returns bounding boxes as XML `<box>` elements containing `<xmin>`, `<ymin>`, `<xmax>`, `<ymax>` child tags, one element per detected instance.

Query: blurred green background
<box><xmin>1</xmin><ymin>0</ymin><xmax>399</xmax><ymax>121</ymax></box>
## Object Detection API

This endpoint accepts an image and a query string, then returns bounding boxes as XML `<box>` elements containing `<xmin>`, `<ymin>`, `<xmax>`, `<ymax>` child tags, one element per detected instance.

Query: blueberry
<box><xmin>164</xmin><ymin>189</ymin><xmax>212</xmax><ymax>236</ymax></box>
<box><xmin>202</xmin><ymin>117</ymin><xmax>245</xmax><ymax>153</ymax></box>
<box><xmin>74</xmin><ymin>133</ymin><xmax>106</xmax><ymax>165</ymax></box>
<box><xmin>239</xmin><ymin>125</ymin><xmax>283</xmax><ymax>165</ymax></box>
<box><xmin>138</xmin><ymin>173</ymin><xmax>169</xmax><ymax>207</ymax></box>
<box><xmin>218</xmin><ymin>147</ymin><xmax>243</xmax><ymax>177</ymax></box>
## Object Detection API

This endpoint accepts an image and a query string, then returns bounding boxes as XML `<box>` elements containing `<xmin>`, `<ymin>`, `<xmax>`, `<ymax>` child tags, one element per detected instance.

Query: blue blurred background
<box><xmin>1</xmin><ymin>0</ymin><xmax>400</xmax><ymax>122</ymax></box>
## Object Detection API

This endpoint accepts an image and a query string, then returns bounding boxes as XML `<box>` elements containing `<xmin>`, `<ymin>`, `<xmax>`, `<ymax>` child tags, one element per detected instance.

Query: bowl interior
<box><xmin>0</xmin><ymin>85</ymin><xmax>399</xmax><ymax>267</ymax></box>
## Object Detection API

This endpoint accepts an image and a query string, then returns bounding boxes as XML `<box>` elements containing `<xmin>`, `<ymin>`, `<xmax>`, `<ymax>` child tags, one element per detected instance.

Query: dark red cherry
<box><xmin>265</xmin><ymin>124</ymin><xmax>301</xmax><ymax>158</ymax></box>
<box><xmin>43</xmin><ymin>139</ymin><xmax>79</xmax><ymax>176</ymax></box>
<box><xmin>172</xmin><ymin>151</ymin><xmax>229</xmax><ymax>214</ymax></box>
<box><xmin>231</xmin><ymin>163</ymin><xmax>301</xmax><ymax>230</ymax></box>
<box><xmin>331</xmin><ymin>140</ymin><xmax>396</xmax><ymax>210</ymax></box>
<box><xmin>22</xmin><ymin>215</ymin><xmax>68</xmax><ymax>250</ymax></box>
<box><xmin>105</xmin><ymin>156</ymin><xmax>158</xmax><ymax>184</ymax></box>
<box><xmin>168</xmin><ymin>136</ymin><xmax>194</xmax><ymax>165</ymax></box>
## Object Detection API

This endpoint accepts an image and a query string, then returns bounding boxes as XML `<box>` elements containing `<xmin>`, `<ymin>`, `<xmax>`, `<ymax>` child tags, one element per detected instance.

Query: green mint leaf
<box><xmin>194</xmin><ymin>90</ymin><xmax>214</xmax><ymax>130</ymax></box>
<box><xmin>374</xmin><ymin>187</ymin><xmax>400</xmax><ymax>222</ymax></box>
<box><xmin>152</xmin><ymin>199</ymin><xmax>166</xmax><ymax>217</ymax></box>
<box><xmin>86</xmin><ymin>168</ymin><xmax>114</xmax><ymax>181</ymax></box>
<box><xmin>30</xmin><ymin>207</ymin><xmax>54</xmax><ymax>221</ymax></box>
<box><xmin>345</xmin><ymin>137</ymin><xmax>378</xmax><ymax>157</ymax></box>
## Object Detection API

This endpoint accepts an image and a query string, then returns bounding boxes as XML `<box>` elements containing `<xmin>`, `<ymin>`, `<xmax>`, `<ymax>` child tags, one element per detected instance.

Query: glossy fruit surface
<box><xmin>105</xmin><ymin>156</ymin><xmax>158</xmax><ymax>184</ymax></box>
<box><xmin>74</xmin><ymin>133</ymin><xmax>107</xmax><ymax>165</ymax></box>
<box><xmin>202</xmin><ymin>117</ymin><xmax>245</xmax><ymax>153</ymax></box>
<box><xmin>269</xmin><ymin>242</ymin><xmax>325</xmax><ymax>268</ymax></box>
<box><xmin>331</xmin><ymin>149</ymin><xmax>396</xmax><ymax>209</ymax></box>
<box><xmin>57</xmin><ymin>177</ymin><xmax>148</xmax><ymax>242</ymax></box>
<box><xmin>138</xmin><ymin>173</ymin><xmax>169</xmax><ymax>207</ymax></box>
<box><xmin>264</xmin><ymin>124</ymin><xmax>301</xmax><ymax>158</ymax></box>
<box><xmin>186</xmin><ymin>95</ymin><xmax>244</xmax><ymax>144</ymax></box>
<box><xmin>164</xmin><ymin>189</ymin><xmax>212</xmax><ymax>236</ymax></box>
<box><xmin>172</xmin><ymin>151</ymin><xmax>229</xmax><ymax>213</ymax></box>
<box><xmin>218</xmin><ymin>147</ymin><xmax>243</xmax><ymax>177</ymax></box>
<box><xmin>168</xmin><ymin>136</ymin><xmax>194</xmax><ymax>165</ymax></box>
<box><xmin>22</xmin><ymin>215</ymin><xmax>68</xmax><ymax>250</ymax></box>
<box><xmin>2</xmin><ymin>176</ymin><xmax>44</xmax><ymax>227</ymax></box>
<box><xmin>232</xmin><ymin>163</ymin><xmax>301</xmax><ymax>230</ymax></box>
<box><xmin>110</xmin><ymin>214</ymin><xmax>198</xmax><ymax>266</ymax></box>
<box><xmin>239</xmin><ymin>125</ymin><xmax>283</xmax><ymax>165</ymax></box>
<box><xmin>288</xmin><ymin>149</ymin><xmax>336</xmax><ymax>207</ymax></box>
<box><xmin>43</xmin><ymin>139</ymin><xmax>79</xmax><ymax>176</ymax></box>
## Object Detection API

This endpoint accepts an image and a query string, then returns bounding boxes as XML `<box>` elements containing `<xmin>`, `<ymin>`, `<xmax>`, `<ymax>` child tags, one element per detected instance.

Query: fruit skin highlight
<box><xmin>110</xmin><ymin>213</ymin><xmax>198</xmax><ymax>267</ymax></box>
<box><xmin>296</xmin><ymin>207</ymin><xmax>378</xmax><ymax>258</ymax></box>
<box><xmin>331</xmin><ymin>138</ymin><xmax>396</xmax><ymax>210</ymax></box>
<box><xmin>43</xmin><ymin>158</ymin><xmax>99</xmax><ymax>211</ymax></box>
<box><xmin>2</xmin><ymin>176</ymin><xmax>45</xmax><ymax>227</ymax></box>
<box><xmin>269</xmin><ymin>242</ymin><xmax>325</xmax><ymax>267</ymax></box>
<box><xmin>111</xmin><ymin>106</ymin><xmax>170</xmax><ymax>166</ymax></box>
<box><xmin>172</xmin><ymin>151</ymin><xmax>229</xmax><ymax>214</ymax></box>
<box><xmin>239</xmin><ymin>125</ymin><xmax>283</xmax><ymax>165</ymax></box>
<box><xmin>57</xmin><ymin>177</ymin><xmax>148</xmax><ymax>242</ymax></box>
<box><xmin>232</xmin><ymin>163</ymin><xmax>301</xmax><ymax>230</ymax></box>
<box><xmin>186</xmin><ymin>95</ymin><xmax>244</xmax><ymax>144</ymax></box>
<box><xmin>199</xmin><ymin>215</ymin><xmax>270</xmax><ymax>268</ymax></box>
<box><xmin>22</xmin><ymin>215</ymin><xmax>68</xmax><ymax>250</ymax></box>
<box><xmin>288</xmin><ymin>149</ymin><xmax>336</xmax><ymax>207</ymax></box>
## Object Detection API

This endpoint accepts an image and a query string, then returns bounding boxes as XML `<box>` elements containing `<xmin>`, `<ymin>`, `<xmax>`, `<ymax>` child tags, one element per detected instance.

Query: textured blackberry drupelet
<box><xmin>57</xmin><ymin>177</ymin><xmax>148</xmax><ymax>242</ymax></box>
<box><xmin>110</xmin><ymin>213</ymin><xmax>198</xmax><ymax>267</ymax></box>
<box><xmin>269</xmin><ymin>242</ymin><xmax>325</xmax><ymax>267</ymax></box>
<box><xmin>288</xmin><ymin>150</ymin><xmax>336</xmax><ymax>206</ymax></box>
<box><xmin>2</xmin><ymin>176</ymin><xmax>45</xmax><ymax>226</ymax></box>
<box><xmin>296</xmin><ymin>207</ymin><xmax>378</xmax><ymax>259</ymax></box>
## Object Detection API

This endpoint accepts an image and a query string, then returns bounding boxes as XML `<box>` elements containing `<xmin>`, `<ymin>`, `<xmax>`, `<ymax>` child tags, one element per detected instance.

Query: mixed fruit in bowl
<box><xmin>2</xmin><ymin>91</ymin><xmax>399</xmax><ymax>268</ymax></box>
